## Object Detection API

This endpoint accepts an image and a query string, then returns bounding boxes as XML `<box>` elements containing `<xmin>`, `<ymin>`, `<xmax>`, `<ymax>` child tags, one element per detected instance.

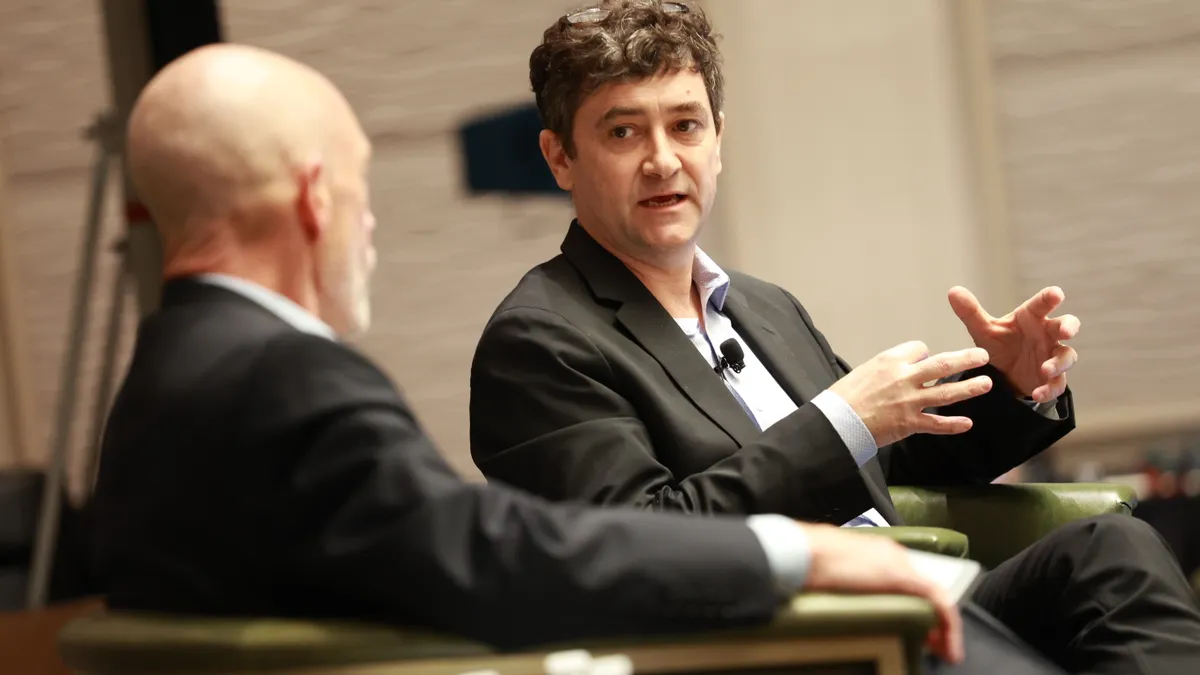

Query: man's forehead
<box><xmin>592</xmin><ymin>70</ymin><xmax>705</xmax><ymax>99</ymax></box>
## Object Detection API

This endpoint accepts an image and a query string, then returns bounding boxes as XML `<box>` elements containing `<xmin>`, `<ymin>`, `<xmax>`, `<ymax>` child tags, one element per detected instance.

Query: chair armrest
<box><xmin>767</xmin><ymin>593</ymin><xmax>935</xmax><ymax>672</ymax></box>
<box><xmin>58</xmin><ymin>612</ymin><xmax>492</xmax><ymax>674</ymax></box>
<box><xmin>567</xmin><ymin>593</ymin><xmax>937</xmax><ymax>645</ymax></box>
<box><xmin>859</xmin><ymin>526</ymin><xmax>969</xmax><ymax>558</ymax></box>
<box><xmin>890</xmin><ymin>482</ymin><xmax>1137</xmax><ymax>568</ymax></box>
<box><xmin>61</xmin><ymin>600</ymin><xmax>937</xmax><ymax>675</ymax></box>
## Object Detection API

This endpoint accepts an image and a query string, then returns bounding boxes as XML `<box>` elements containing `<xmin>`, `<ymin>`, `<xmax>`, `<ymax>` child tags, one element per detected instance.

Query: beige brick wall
<box><xmin>985</xmin><ymin>0</ymin><xmax>1200</xmax><ymax>442</ymax></box>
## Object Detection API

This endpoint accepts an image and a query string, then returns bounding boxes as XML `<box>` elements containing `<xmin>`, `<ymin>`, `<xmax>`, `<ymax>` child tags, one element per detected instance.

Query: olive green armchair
<box><xmin>877</xmin><ymin>482</ymin><xmax>1136</xmax><ymax>569</ymax></box>
<box><xmin>58</xmin><ymin>482</ymin><xmax>1136</xmax><ymax>675</ymax></box>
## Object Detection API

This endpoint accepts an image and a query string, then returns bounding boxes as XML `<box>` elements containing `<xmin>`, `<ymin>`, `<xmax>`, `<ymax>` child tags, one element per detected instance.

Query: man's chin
<box><xmin>636</xmin><ymin>219</ymin><xmax>701</xmax><ymax>252</ymax></box>
<box><xmin>321</xmin><ymin>295</ymin><xmax>371</xmax><ymax>340</ymax></box>
<box><xmin>341</xmin><ymin>307</ymin><xmax>372</xmax><ymax>340</ymax></box>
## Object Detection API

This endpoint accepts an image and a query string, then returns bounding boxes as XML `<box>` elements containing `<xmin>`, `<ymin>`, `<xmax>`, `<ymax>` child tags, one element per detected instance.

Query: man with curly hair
<box><xmin>470</xmin><ymin>2</ymin><xmax>1200</xmax><ymax>672</ymax></box>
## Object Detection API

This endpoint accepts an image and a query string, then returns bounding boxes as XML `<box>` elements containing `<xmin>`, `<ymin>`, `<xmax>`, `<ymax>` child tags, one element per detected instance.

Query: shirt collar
<box><xmin>193</xmin><ymin>273</ymin><xmax>337</xmax><ymax>340</ymax></box>
<box><xmin>692</xmin><ymin>247</ymin><xmax>731</xmax><ymax>311</ymax></box>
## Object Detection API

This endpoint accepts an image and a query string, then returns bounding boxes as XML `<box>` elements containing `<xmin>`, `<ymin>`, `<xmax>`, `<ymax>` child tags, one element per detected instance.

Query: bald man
<box><xmin>88</xmin><ymin>43</ymin><xmax>1074</xmax><ymax>667</ymax></box>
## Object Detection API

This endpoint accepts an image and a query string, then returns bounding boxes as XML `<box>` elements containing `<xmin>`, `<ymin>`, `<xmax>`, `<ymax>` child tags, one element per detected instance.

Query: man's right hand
<box><xmin>799</xmin><ymin>523</ymin><xmax>965</xmax><ymax>664</ymax></box>
<box><xmin>828</xmin><ymin>341</ymin><xmax>993</xmax><ymax>448</ymax></box>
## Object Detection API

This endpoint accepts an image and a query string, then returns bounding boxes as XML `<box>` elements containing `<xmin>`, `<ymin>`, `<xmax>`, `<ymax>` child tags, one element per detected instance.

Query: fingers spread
<box><xmin>1048</xmin><ymin>314</ymin><xmax>1081</xmax><ymax>341</ymax></box>
<box><xmin>915</xmin><ymin>412</ymin><xmax>974</xmax><ymax>436</ymax></box>
<box><xmin>1041</xmin><ymin>345</ymin><xmax>1078</xmax><ymax>379</ymax></box>
<box><xmin>1023</xmin><ymin>286</ymin><xmax>1065</xmax><ymax>319</ymax></box>
<box><xmin>920</xmin><ymin>374</ymin><xmax>993</xmax><ymax>408</ymax></box>
<box><xmin>893</xmin><ymin>340</ymin><xmax>930</xmax><ymax>362</ymax></box>
<box><xmin>915</xmin><ymin>348</ymin><xmax>989</xmax><ymax>381</ymax></box>
<box><xmin>947</xmin><ymin>286</ymin><xmax>991</xmax><ymax>328</ymax></box>
<box><xmin>1031</xmin><ymin>374</ymin><xmax>1067</xmax><ymax>403</ymax></box>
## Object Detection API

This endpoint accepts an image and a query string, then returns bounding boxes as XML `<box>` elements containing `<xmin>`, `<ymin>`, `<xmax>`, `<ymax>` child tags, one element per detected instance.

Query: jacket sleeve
<box><xmin>250</xmin><ymin>334</ymin><xmax>783</xmax><ymax>650</ymax></box>
<box><xmin>469</xmin><ymin>307</ymin><xmax>873</xmax><ymax>524</ymax></box>
<box><xmin>784</xmin><ymin>289</ymin><xmax>1076</xmax><ymax>487</ymax></box>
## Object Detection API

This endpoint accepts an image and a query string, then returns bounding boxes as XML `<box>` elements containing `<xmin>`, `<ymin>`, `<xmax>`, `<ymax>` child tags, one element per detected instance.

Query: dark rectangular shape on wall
<box><xmin>459</xmin><ymin>104</ymin><xmax>565</xmax><ymax>197</ymax></box>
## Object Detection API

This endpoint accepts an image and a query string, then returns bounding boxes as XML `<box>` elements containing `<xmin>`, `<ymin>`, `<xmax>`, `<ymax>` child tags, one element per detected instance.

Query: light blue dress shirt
<box><xmin>193</xmin><ymin>274</ymin><xmax>816</xmax><ymax>595</ymax></box>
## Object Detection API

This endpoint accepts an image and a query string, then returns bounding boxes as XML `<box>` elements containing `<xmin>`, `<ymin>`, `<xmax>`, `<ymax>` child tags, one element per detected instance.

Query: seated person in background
<box><xmin>468</xmin><ymin>1</ymin><xmax>1200</xmax><ymax>673</ymax></box>
<box><xmin>88</xmin><ymin>40</ymin><xmax>1002</xmax><ymax>668</ymax></box>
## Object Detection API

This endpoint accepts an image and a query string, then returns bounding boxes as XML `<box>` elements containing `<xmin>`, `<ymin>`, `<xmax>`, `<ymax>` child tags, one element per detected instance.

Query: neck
<box><xmin>574</xmin><ymin>218</ymin><xmax>702</xmax><ymax>318</ymax></box>
<box><xmin>163</xmin><ymin>236</ymin><xmax>317</xmax><ymax>315</ymax></box>
<box><xmin>614</xmin><ymin>244</ymin><xmax>699</xmax><ymax>319</ymax></box>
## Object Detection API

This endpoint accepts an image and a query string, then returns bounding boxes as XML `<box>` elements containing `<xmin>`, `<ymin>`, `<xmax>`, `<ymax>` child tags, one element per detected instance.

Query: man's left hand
<box><xmin>947</xmin><ymin>286</ymin><xmax>1080</xmax><ymax>404</ymax></box>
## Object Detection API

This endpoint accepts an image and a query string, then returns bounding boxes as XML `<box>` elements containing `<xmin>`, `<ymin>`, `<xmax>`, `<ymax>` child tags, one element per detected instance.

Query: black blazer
<box><xmin>90</xmin><ymin>278</ymin><xmax>783</xmax><ymax>649</ymax></box>
<box><xmin>470</xmin><ymin>223</ymin><xmax>1075</xmax><ymax>524</ymax></box>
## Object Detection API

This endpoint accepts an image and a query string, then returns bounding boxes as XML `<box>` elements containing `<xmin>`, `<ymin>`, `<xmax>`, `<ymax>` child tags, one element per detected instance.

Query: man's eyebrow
<box><xmin>597</xmin><ymin>101</ymin><xmax>708</xmax><ymax>127</ymax></box>
<box><xmin>598</xmin><ymin>106</ymin><xmax>644</xmax><ymax>127</ymax></box>
<box><xmin>668</xmin><ymin>101</ymin><xmax>706</xmax><ymax>116</ymax></box>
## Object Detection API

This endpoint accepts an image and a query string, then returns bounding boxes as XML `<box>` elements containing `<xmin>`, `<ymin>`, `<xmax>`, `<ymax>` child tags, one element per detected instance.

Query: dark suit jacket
<box><xmin>90</xmin><ymin>278</ymin><xmax>783</xmax><ymax>649</ymax></box>
<box><xmin>470</xmin><ymin>223</ymin><xmax>1075</xmax><ymax>524</ymax></box>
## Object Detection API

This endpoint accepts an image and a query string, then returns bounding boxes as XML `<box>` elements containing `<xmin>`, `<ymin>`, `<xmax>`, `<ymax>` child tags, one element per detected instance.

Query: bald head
<box><xmin>128</xmin><ymin>44</ymin><xmax>378</xmax><ymax>337</ymax></box>
<box><xmin>127</xmin><ymin>43</ymin><xmax>367</xmax><ymax>253</ymax></box>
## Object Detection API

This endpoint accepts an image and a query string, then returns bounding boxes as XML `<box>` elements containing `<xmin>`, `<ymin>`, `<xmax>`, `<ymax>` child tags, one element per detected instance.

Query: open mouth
<box><xmin>639</xmin><ymin>194</ymin><xmax>687</xmax><ymax>208</ymax></box>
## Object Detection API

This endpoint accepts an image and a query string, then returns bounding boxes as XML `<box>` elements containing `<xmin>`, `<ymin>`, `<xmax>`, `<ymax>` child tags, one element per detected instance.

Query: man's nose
<box><xmin>642</xmin><ymin>131</ymin><xmax>682</xmax><ymax>179</ymax></box>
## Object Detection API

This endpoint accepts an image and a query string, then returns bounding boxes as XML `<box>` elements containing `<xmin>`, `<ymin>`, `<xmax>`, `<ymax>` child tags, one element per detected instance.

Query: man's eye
<box><xmin>677</xmin><ymin>120</ymin><xmax>701</xmax><ymax>133</ymax></box>
<box><xmin>611</xmin><ymin>126</ymin><xmax>630</xmax><ymax>139</ymax></box>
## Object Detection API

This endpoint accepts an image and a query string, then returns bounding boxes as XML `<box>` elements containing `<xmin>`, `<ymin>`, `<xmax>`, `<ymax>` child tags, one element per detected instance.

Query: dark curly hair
<box><xmin>529</xmin><ymin>0</ymin><xmax>724</xmax><ymax>157</ymax></box>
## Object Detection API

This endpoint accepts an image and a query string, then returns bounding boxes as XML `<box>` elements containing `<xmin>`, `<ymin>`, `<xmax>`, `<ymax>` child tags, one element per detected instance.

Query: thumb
<box><xmin>948</xmin><ymin>286</ymin><xmax>991</xmax><ymax>332</ymax></box>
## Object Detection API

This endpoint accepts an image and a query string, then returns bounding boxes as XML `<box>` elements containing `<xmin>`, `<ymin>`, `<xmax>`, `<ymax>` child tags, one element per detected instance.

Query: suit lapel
<box><xmin>561</xmin><ymin>223</ymin><xmax>761</xmax><ymax>447</ymax></box>
<box><xmin>613</xmin><ymin>301</ymin><xmax>763</xmax><ymax>447</ymax></box>
<box><xmin>722</xmin><ymin>288</ymin><xmax>821</xmax><ymax>406</ymax></box>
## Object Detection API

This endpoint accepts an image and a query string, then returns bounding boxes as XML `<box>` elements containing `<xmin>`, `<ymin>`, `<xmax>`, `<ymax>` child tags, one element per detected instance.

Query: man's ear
<box><xmin>296</xmin><ymin>161</ymin><xmax>328</xmax><ymax>242</ymax></box>
<box><xmin>539</xmin><ymin>129</ymin><xmax>574</xmax><ymax>192</ymax></box>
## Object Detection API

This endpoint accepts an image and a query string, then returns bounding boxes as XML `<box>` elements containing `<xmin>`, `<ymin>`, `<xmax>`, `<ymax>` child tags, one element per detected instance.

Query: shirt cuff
<box><xmin>1023</xmin><ymin>397</ymin><xmax>1061</xmax><ymax>420</ymax></box>
<box><xmin>812</xmin><ymin>389</ymin><xmax>878</xmax><ymax>467</ymax></box>
<box><xmin>745</xmin><ymin>514</ymin><xmax>812</xmax><ymax>595</ymax></box>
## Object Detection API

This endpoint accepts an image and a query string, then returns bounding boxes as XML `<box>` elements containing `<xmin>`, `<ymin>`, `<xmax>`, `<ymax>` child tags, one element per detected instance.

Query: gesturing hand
<box><xmin>799</xmin><ymin>524</ymin><xmax>964</xmax><ymax>665</ymax></box>
<box><xmin>948</xmin><ymin>286</ymin><xmax>1080</xmax><ymax>404</ymax></box>
<box><xmin>829</xmin><ymin>341</ymin><xmax>993</xmax><ymax>448</ymax></box>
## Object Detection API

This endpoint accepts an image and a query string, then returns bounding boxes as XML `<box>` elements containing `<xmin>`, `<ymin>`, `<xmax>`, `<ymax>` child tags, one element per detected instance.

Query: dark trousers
<box><xmin>931</xmin><ymin>514</ymin><xmax>1200</xmax><ymax>674</ymax></box>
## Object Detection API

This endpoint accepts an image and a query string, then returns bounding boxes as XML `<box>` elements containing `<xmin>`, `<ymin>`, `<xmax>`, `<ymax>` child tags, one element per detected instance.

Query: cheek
<box><xmin>602</xmin><ymin>164</ymin><xmax>639</xmax><ymax>205</ymax></box>
<box><xmin>691</xmin><ymin>152</ymin><xmax>720</xmax><ymax>190</ymax></box>
<box><xmin>577</xmin><ymin>155</ymin><xmax>627</xmax><ymax>195</ymax></box>
<box><xmin>360</xmin><ymin>213</ymin><xmax>378</xmax><ymax>269</ymax></box>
